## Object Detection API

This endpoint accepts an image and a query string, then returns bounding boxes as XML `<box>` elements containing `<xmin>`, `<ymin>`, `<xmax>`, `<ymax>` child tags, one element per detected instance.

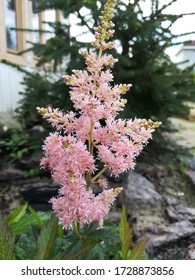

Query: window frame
<box><xmin>0</xmin><ymin>0</ymin><xmax>62</xmax><ymax>66</ymax></box>
<box><xmin>0</xmin><ymin>0</ymin><xmax>27</xmax><ymax>65</ymax></box>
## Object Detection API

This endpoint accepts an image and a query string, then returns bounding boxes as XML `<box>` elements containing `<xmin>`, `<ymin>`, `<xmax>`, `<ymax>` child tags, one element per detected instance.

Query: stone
<box><xmin>184</xmin><ymin>156</ymin><xmax>195</xmax><ymax>171</ymax></box>
<box><xmin>165</xmin><ymin>197</ymin><xmax>179</xmax><ymax>206</ymax></box>
<box><xmin>186</xmin><ymin>244</ymin><xmax>195</xmax><ymax>260</ymax></box>
<box><xmin>120</xmin><ymin>171</ymin><xmax>161</xmax><ymax>211</ymax></box>
<box><xmin>170</xmin><ymin>121</ymin><xmax>180</xmax><ymax>131</ymax></box>
<box><xmin>20</xmin><ymin>180</ymin><xmax>59</xmax><ymax>203</ymax></box>
<box><xmin>146</xmin><ymin>220</ymin><xmax>195</xmax><ymax>251</ymax></box>
<box><xmin>29</xmin><ymin>125</ymin><xmax>45</xmax><ymax>132</ymax></box>
<box><xmin>0</xmin><ymin>167</ymin><xmax>25</xmax><ymax>184</ymax></box>
<box><xmin>19</xmin><ymin>180</ymin><xmax>59</xmax><ymax>211</ymax></box>
<box><xmin>106</xmin><ymin>210</ymin><xmax>121</xmax><ymax>224</ymax></box>
<box><xmin>104</xmin><ymin>169</ymin><xmax>127</xmax><ymax>183</ymax></box>
<box><xmin>185</xmin><ymin>170</ymin><xmax>195</xmax><ymax>185</ymax></box>
<box><xmin>166</xmin><ymin>203</ymin><xmax>195</xmax><ymax>222</ymax></box>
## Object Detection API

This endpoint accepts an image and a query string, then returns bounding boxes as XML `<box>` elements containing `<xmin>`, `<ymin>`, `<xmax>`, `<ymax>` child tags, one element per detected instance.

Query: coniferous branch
<box><xmin>76</xmin><ymin>10</ymin><xmax>94</xmax><ymax>34</ymax></box>
<box><xmin>0</xmin><ymin>59</ymin><xmax>33</xmax><ymax>76</ymax></box>
<box><xmin>157</xmin><ymin>0</ymin><xmax>177</xmax><ymax>14</ymax></box>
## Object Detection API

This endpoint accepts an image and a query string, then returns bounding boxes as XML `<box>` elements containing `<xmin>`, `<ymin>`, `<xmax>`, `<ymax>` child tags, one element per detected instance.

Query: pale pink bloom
<box><xmin>50</xmin><ymin>185</ymin><xmax>95</xmax><ymax>229</ymax></box>
<box><xmin>41</xmin><ymin>133</ymin><xmax>96</xmax><ymax>185</ymax></box>
<box><xmin>97</xmin><ymin>178</ymin><xmax>108</xmax><ymax>188</ymax></box>
<box><xmin>37</xmin><ymin>0</ymin><xmax>161</xmax><ymax>229</ymax></box>
<box><xmin>89</xmin><ymin>188</ymin><xmax>122</xmax><ymax>226</ymax></box>
<box><xmin>51</xmin><ymin>186</ymin><xmax>121</xmax><ymax>229</ymax></box>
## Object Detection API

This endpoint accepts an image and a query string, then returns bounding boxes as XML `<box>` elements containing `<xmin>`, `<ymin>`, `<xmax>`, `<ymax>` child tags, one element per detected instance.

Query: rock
<box><xmin>146</xmin><ymin>220</ymin><xmax>195</xmax><ymax>252</ymax></box>
<box><xmin>184</xmin><ymin>156</ymin><xmax>195</xmax><ymax>170</ymax></box>
<box><xmin>0</xmin><ymin>167</ymin><xmax>25</xmax><ymax>184</ymax></box>
<box><xmin>106</xmin><ymin>210</ymin><xmax>121</xmax><ymax>224</ymax></box>
<box><xmin>133</xmin><ymin>211</ymin><xmax>166</xmax><ymax>236</ymax></box>
<box><xmin>117</xmin><ymin>171</ymin><xmax>164</xmax><ymax>241</ymax></box>
<box><xmin>104</xmin><ymin>169</ymin><xmax>127</xmax><ymax>183</ymax></box>
<box><xmin>185</xmin><ymin>170</ymin><xmax>195</xmax><ymax>185</ymax></box>
<box><xmin>20</xmin><ymin>180</ymin><xmax>59</xmax><ymax>203</ymax></box>
<box><xmin>29</xmin><ymin>125</ymin><xmax>45</xmax><ymax>132</ymax></box>
<box><xmin>166</xmin><ymin>203</ymin><xmax>195</xmax><ymax>222</ymax></box>
<box><xmin>170</xmin><ymin>121</ymin><xmax>180</xmax><ymax>131</ymax></box>
<box><xmin>133</xmin><ymin>195</ymin><xmax>195</xmax><ymax>259</ymax></box>
<box><xmin>120</xmin><ymin>171</ymin><xmax>161</xmax><ymax>211</ymax></box>
<box><xmin>186</xmin><ymin>244</ymin><xmax>195</xmax><ymax>260</ymax></box>
<box><xmin>16</xmin><ymin>154</ymin><xmax>42</xmax><ymax>170</ymax></box>
<box><xmin>165</xmin><ymin>197</ymin><xmax>179</xmax><ymax>206</ymax></box>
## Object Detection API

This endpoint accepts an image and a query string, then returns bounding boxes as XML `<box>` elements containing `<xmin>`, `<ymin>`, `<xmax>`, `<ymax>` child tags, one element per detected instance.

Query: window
<box><xmin>0</xmin><ymin>0</ymin><xmax>26</xmax><ymax>65</ymax></box>
<box><xmin>41</xmin><ymin>9</ymin><xmax>62</xmax><ymax>42</ymax></box>
<box><xmin>5</xmin><ymin>0</ymin><xmax>17</xmax><ymax>50</ymax></box>
<box><xmin>32</xmin><ymin>1</ymin><xmax>40</xmax><ymax>43</ymax></box>
<box><xmin>0</xmin><ymin>0</ymin><xmax>61</xmax><ymax>65</ymax></box>
<box><xmin>32</xmin><ymin>0</ymin><xmax>46</xmax><ymax>44</ymax></box>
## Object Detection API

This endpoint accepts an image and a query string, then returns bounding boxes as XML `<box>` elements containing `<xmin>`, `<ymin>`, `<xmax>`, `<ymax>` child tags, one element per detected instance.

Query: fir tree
<box><xmin>112</xmin><ymin>0</ymin><xmax>195</xmax><ymax>125</ymax></box>
<box><xmin>5</xmin><ymin>0</ymin><xmax>195</xmax><ymax>143</ymax></box>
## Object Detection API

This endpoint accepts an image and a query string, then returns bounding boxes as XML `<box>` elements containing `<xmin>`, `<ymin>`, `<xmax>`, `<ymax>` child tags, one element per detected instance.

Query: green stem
<box><xmin>91</xmin><ymin>165</ymin><xmax>109</xmax><ymax>183</ymax></box>
<box><xmin>86</xmin><ymin>172</ymin><xmax>91</xmax><ymax>190</ymax></box>
<box><xmin>89</xmin><ymin>119</ymin><xmax>94</xmax><ymax>155</ymax></box>
<box><xmin>98</xmin><ymin>49</ymin><xmax>103</xmax><ymax>59</ymax></box>
<box><xmin>73</xmin><ymin>221</ymin><xmax>81</xmax><ymax>238</ymax></box>
<box><xmin>86</xmin><ymin>119</ymin><xmax>94</xmax><ymax>190</ymax></box>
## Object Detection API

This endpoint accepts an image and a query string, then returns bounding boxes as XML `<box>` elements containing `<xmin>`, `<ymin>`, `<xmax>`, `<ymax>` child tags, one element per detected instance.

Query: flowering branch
<box><xmin>37</xmin><ymin>0</ymin><xmax>161</xmax><ymax>231</ymax></box>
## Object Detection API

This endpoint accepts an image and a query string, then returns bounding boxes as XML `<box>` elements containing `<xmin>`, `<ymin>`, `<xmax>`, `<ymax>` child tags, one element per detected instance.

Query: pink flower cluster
<box><xmin>92</xmin><ymin>0</ymin><xmax>116</xmax><ymax>51</ymax></box>
<box><xmin>63</xmin><ymin>51</ymin><xmax>130</xmax><ymax>120</ymax></box>
<box><xmin>37</xmin><ymin>0</ymin><xmax>161</xmax><ymax>230</ymax></box>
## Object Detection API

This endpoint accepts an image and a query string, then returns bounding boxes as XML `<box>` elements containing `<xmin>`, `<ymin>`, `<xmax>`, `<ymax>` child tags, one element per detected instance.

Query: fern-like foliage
<box><xmin>28</xmin><ymin>205</ymin><xmax>44</xmax><ymax>228</ymax></box>
<box><xmin>119</xmin><ymin>206</ymin><xmax>148</xmax><ymax>260</ymax></box>
<box><xmin>119</xmin><ymin>206</ymin><xmax>133</xmax><ymax>259</ymax></box>
<box><xmin>6</xmin><ymin>203</ymin><xmax>28</xmax><ymax>227</ymax></box>
<box><xmin>129</xmin><ymin>236</ymin><xmax>148</xmax><ymax>260</ymax></box>
<box><xmin>6</xmin><ymin>203</ymin><xmax>41</xmax><ymax>235</ymax></box>
<box><xmin>0</xmin><ymin>215</ymin><xmax>15</xmax><ymax>260</ymax></box>
<box><xmin>61</xmin><ymin>237</ymin><xmax>101</xmax><ymax>260</ymax></box>
<box><xmin>57</xmin><ymin>221</ymin><xmax>111</xmax><ymax>260</ymax></box>
<box><xmin>34</xmin><ymin>213</ymin><xmax>58</xmax><ymax>260</ymax></box>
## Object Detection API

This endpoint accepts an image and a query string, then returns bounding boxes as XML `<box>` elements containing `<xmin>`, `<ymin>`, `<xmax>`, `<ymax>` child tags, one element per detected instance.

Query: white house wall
<box><xmin>0</xmin><ymin>63</ymin><xmax>24</xmax><ymax>113</ymax></box>
<box><xmin>175</xmin><ymin>48</ymin><xmax>195</xmax><ymax>70</ymax></box>
<box><xmin>0</xmin><ymin>0</ymin><xmax>34</xmax><ymax>114</ymax></box>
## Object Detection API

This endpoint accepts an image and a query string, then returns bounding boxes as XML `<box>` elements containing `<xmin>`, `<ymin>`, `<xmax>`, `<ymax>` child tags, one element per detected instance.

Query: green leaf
<box><xmin>119</xmin><ymin>206</ymin><xmax>133</xmax><ymax>259</ymax></box>
<box><xmin>28</xmin><ymin>205</ymin><xmax>44</xmax><ymax>228</ymax></box>
<box><xmin>10</xmin><ymin>214</ymin><xmax>37</xmax><ymax>235</ymax></box>
<box><xmin>15</xmin><ymin>229</ymin><xmax>37</xmax><ymax>260</ymax></box>
<box><xmin>60</xmin><ymin>237</ymin><xmax>101</xmax><ymax>260</ymax></box>
<box><xmin>82</xmin><ymin>221</ymin><xmax>99</xmax><ymax>234</ymax></box>
<box><xmin>34</xmin><ymin>213</ymin><xmax>58</xmax><ymax>260</ymax></box>
<box><xmin>0</xmin><ymin>215</ymin><xmax>15</xmax><ymax>260</ymax></box>
<box><xmin>129</xmin><ymin>236</ymin><xmax>148</xmax><ymax>260</ymax></box>
<box><xmin>57</xmin><ymin>221</ymin><xmax>108</xmax><ymax>260</ymax></box>
<box><xmin>82</xmin><ymin>243</ymin><xmax>105</xmax><ymax>260</ymax></box>
<box><xmin>81</xmin><ymin>221</ymin><xmax>111</xmax><ymax>241</ymax></box>
<box><xmin>36</xmin><ymin>211</ymin><xmax>52</xmax><ymax>224</ymax></box>
<box><xmin>7</xmin><ymin>203</ymin><xmax>28</xmax><ymax>227</ymax></box>
<box><xmin>57</xmin><ymin>224</ymin><xmax>64</xmax><ymax>238</ymax></box>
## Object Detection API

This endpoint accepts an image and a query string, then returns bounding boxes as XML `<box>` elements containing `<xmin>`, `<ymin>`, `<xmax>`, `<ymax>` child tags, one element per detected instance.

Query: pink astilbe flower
<box><xmin>37</xmin><ymin>0</ymin><xmax>161</xmax><ymax>230</ymax></box>
<box><xmin>50</xmin><ymin>185</ymin><xmax>121</xmax><ymax>229</ymax></box>
<box><xmin>50</xmin><ymin>184</ymin><xmax>94</xmax><ymax>229</ymax></box>
<box><xmin>41</xmin><ymin>133</ymin><xmax>96</xmax><ymax>186</ymax></box>
<box><xmin>63</xmin><ymin>53</ymin><xmax>131</xmax><ymax>120</ymax></box>
<box><xmin>89</xmin><ymin>187</ymin><xmax>122</xmax><ymax>227</ymax></box>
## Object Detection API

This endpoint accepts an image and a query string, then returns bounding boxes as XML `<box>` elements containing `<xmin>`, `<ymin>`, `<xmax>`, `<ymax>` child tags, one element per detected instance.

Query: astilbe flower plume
<box><xmin>37</xmin><ymin>0</ymin><xmax>161</xmax><ymax>230</ymax></box>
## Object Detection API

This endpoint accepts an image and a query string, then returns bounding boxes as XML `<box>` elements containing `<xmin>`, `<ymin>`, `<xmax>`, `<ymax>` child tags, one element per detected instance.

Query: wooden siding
<box><xmin>0</xmin><ymin>63</ymin><xmax>24</xmax><ymax>112</ymax></box>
